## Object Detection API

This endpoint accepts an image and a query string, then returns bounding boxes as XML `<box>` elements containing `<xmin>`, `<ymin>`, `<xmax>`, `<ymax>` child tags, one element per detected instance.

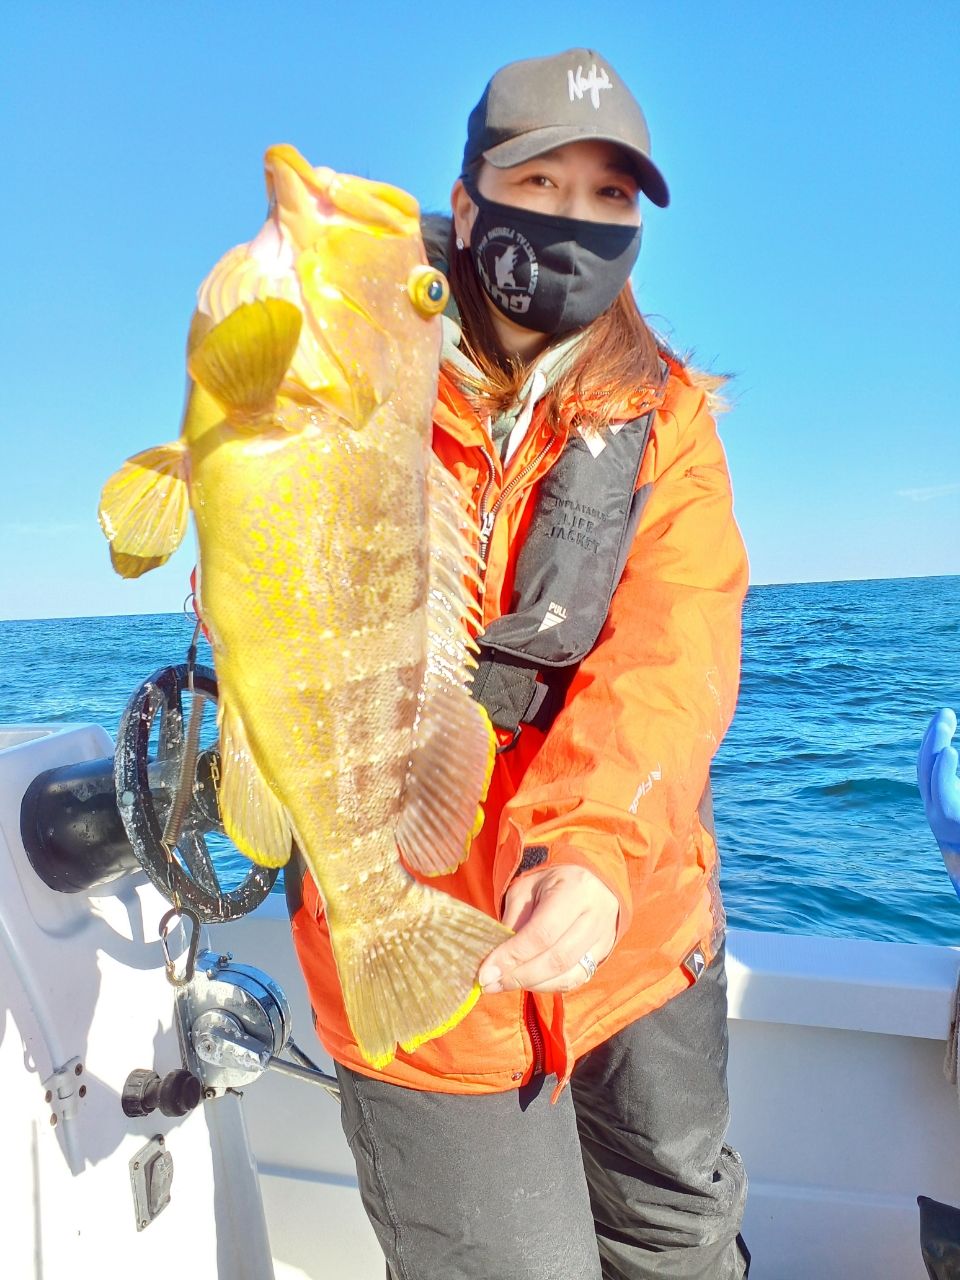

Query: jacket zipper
<box><xmin>524</xmin><ymin>992</ymin><xmax>545</xmax><ymax>1076</ymax></box>
<box><xmin>477</xmin><ymin>438</ymin><xmax>554</xmax><ymax>571</ymax></box>
<box><xmin>476</xmin><ymin>447</ymin><xmax>498</xmax><ymax>579</ymax></box>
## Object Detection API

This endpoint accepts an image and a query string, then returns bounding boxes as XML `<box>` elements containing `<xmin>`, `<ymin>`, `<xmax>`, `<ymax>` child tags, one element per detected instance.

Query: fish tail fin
<box><xmin>187</xmin><ymin>298</ymin><xmax>302</xmax><ymax>418</ymax></box>
<box><xmin>330</xmin><ymin>883</ymin><xmax>511</xmax><ymax>1070</ymax></box>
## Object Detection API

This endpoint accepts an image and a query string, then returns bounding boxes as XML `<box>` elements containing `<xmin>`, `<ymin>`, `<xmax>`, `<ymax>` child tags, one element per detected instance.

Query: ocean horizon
<box><xmin>8</xmin><ymin>571</ymin><xmax>958</xmax><ymax>626</ymax></box>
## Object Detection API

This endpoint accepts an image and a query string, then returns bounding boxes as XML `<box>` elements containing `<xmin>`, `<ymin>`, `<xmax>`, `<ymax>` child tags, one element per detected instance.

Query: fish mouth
<box><xmin>258</xmin><ymin>145</ymin><xmax>420</xmax><ymax>426</ymax></box>
<box><xmin>264</xmin><ymin>144</ymin><xmax>420</xmax><ymax>237</ymax></box>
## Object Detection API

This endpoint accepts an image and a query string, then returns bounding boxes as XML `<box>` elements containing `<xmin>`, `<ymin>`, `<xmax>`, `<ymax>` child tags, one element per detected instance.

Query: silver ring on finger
<box><xmin>578</xmin><ymin>951</ymin><xmax>598</xmax><ymax>982</ymax></box>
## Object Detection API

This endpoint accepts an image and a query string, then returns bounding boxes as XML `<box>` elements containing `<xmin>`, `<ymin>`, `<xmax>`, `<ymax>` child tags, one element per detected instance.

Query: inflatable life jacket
<box><xmin>470</xmin><ymin>402</ymin><xmax>658</xmax><ymax>743</ymax></box>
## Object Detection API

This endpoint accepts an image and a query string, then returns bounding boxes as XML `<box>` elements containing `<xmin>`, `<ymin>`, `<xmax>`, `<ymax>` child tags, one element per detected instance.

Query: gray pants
<box><xmin>334</xmin><ymin>945</ymin><xmax>748</xmax><ymax>1280</ymax></box>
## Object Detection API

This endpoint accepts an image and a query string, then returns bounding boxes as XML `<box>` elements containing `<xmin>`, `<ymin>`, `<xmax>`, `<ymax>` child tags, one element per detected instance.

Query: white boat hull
<box><xmin>4</xmin><ymin>721</ymin><xmax>960</xmax><ymax>1277</ymax></box>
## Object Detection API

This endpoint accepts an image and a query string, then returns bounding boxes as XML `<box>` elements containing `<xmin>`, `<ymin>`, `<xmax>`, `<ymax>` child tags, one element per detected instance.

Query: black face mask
<box><xmin>463</xmin><ymin>177</ymin><xmax>642</xmax><ymax>335</ymax></box>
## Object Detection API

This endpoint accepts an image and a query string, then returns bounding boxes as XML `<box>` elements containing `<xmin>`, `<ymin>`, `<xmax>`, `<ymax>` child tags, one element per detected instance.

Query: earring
<box><xmin>455</xmin><ymin>236</ymin><xmax>465</xmax><ymax>251</ymax></box>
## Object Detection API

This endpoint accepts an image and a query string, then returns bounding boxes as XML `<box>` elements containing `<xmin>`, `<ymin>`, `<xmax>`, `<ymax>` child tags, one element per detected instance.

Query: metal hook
<box><xmin>159</xmin><ymin>906</ymin><xmax>202</xmax><ymax>988</ymax></box>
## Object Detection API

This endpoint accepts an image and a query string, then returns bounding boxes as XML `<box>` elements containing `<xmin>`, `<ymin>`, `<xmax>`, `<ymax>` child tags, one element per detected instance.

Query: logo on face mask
<box><xmin>475</xmin><ymin>225</ymin><xmax>540</xmax><ymax>316</ymax></box>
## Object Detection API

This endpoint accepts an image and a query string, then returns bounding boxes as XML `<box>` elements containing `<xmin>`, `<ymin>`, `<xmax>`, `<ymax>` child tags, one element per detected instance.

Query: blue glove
<box><xmin>918</xmin><ymin>708</ymin><xmax>960</xmax><ymax>897</ymax></box>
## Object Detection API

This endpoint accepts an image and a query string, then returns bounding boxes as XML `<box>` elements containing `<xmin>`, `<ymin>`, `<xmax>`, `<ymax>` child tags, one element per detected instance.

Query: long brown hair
<box><xmin>421</xmin><ymin>196</ymin><xmax>665</xmax><ymax>433</ymax></box>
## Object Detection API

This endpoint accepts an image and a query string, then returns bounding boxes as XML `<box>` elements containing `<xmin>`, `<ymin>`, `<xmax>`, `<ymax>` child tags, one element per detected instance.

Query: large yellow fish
<box><xmin>99</xmin><ymin>145</ymin><xmax>510</xmax><ymax>1068</ymax></box>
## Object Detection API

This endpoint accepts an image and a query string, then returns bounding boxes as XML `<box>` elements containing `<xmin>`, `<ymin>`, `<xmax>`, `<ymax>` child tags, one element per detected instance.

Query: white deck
<box><xmin>4</xmin><ymin>722</ymin><xmax>960</xmax><ymax>1277</ymax></box>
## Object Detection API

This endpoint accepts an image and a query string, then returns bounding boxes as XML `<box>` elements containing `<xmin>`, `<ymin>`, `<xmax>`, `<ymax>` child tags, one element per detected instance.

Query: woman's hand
<box><xmin>477</xmin><ymin>864</ymin><xmax>619</xmax><ymax>994</ymax></box>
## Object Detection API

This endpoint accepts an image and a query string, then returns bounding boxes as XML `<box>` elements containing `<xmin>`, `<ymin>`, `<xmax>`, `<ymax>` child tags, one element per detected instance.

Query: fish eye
<box><xmin>407</xmin><ymin>265</ymin><xmax>449</xmax><ymax>317</ymax></box>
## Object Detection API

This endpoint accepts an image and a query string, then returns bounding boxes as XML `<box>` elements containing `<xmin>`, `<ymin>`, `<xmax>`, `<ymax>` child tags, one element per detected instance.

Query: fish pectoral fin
<box><xmin>395</xmin><ymin>456</ymin><xmax>492</xmax><ymax>876</ymax></box>
<box><xmin>187</xmin><ymin>298</ymin><xmax>302</xmax><ymax>419</ymax></box>
<box><xmin>330</xmin><ymin>886</ymin><xmax>512</xmax><ymax>1069</ymax></box>
<box><xmin>98</xmin><ymin>442</ymin><xmax>189</xmax><ymax>579</ymax></box>
<box><xmin>217</xmin><ymin>701</ymin><xmax>293</xmax><ymax>867</ymax></box>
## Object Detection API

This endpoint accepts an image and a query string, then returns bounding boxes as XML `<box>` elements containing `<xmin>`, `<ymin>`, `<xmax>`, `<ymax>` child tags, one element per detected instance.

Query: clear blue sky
<box><xmin>1</xmin><ymin>1</ymin><xmax>956</xmax><ymax>620</ymax></box>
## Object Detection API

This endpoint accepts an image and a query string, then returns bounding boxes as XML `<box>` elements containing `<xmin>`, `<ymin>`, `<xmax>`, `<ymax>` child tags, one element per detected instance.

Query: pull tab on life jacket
<box><xmin>471</xmin><ymin>408</ymin><xmax>656</xmax><ymax>741</ymax></box>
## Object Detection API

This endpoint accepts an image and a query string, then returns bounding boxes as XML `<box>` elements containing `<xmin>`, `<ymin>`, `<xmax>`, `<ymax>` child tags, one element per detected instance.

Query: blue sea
<box><xmin>2</xmin><ymin>575</ymin><xmax>960</xmax><ymax>946</ymax></box>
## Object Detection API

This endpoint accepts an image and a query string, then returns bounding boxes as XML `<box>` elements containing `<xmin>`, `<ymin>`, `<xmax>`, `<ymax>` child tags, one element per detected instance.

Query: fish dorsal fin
<box><xmin>396</xmin><ymin>457</ymin><xmax>494</xmax><ymax>876</ymax></box>
<box><xmin>187</xmin><ymin>298</ymin><xmax>302</xmax><ymax>418</ymax></box>
<box><xmin>217</xmin><ymin>700</ymin><xmax>293</xmax><ymax>868</ymax></box>
<box><xmin>98</xmin><ymin>442</ymin><xmax>189</xmax><ymax>579</ymax></box>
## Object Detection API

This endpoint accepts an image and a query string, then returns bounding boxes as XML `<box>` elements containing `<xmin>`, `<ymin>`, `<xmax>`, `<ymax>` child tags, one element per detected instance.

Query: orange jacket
<box><xmin>290</xmin><ymin>356</ymin><xmax>748</xmax><ymax>1095</ymax></box>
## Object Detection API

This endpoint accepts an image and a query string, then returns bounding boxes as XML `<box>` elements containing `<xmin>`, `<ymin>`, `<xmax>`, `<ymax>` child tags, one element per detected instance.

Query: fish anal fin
<box><xmin>187</xmin><ymin>297</ymin><xmax>302</xmax><ymax>418</ymax></box>
<box><xmin>396</xmin><ymin>685</ymin><xmax>494</xmax><ymax>875</ymax></box>
<box><xmin>98</xmin><ymin>442</ymin><xmax>189</xmax><ymax>578</ymax></box>
<box><xmin>395</xmin><ymin>456</ymin><xmax>492</xmax><ymax>876</ymax></box>
<box><xmin>331</xmin><ymin>884</ymin><xmax>512</xmax><ymax>1068</ymax></box>
<box><xmin>217</xmin><ymin>701</ymin><xmax>293</xmax><ymax>868</ymax></box>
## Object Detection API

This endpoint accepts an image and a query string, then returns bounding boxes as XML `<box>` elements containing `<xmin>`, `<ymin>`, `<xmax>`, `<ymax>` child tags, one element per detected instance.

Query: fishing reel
<box><xmin>122</xmin><ymin>946</ymin><xmax>339</xmax><ymax>1112</ymax></box>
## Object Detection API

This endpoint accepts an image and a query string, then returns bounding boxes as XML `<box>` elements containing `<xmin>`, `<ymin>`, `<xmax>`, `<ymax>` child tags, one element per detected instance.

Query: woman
<box><xmin>289</xmin><ymin>48</ymin><xmax>750</xmax><ymax>1280</ymax></box>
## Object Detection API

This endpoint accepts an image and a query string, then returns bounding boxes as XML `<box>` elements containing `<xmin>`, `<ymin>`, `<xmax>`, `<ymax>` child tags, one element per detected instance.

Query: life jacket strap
<box><xmin>471</xmin><ymin>651</ymin><xmax>571</xmax><ymax>740</ymax></box>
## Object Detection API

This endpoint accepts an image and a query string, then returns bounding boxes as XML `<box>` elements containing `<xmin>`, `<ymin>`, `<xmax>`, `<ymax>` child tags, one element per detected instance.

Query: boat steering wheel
<box><xmin>115</xmin><ymin>663</ymin><xmax>277</xmax><ymax>922</ymax></box>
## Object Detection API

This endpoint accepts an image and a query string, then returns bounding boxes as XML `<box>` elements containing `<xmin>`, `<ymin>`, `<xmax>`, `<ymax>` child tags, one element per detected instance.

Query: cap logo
<box><xmin>475</xmin><ymin>225</ymin><xmax>539</xmax><ymax>316</ymax></box>
<box><xmin>567</xmin><ymin>64</ymin><xmax>612</xmax><ymax>110</ymax></box>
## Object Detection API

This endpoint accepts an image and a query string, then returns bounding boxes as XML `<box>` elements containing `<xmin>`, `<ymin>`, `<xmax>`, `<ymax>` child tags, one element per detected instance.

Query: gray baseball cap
<box><xmin>461</xmin><ymin>49</ymin><xmax>670</xmax><ymax>208</ymax></box>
